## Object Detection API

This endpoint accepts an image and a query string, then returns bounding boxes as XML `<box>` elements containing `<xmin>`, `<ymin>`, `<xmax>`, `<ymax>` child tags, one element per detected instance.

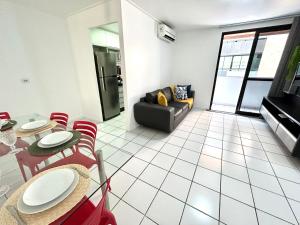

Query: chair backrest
<box><xmin>83</xmin><ymin>178</ymin><xmax>111</xmax><ymax>225</ymax></box>
<box><xmin>50</xmin><ymin>112</ymin><xmax>69</xmax><ymax>126</ymax></box>
<box><xmin>0</xmin><ymin>112</ymin><xmax>11</xmax><ymax>120</ymax></box>
<box><xmin>73</xmin><ymin>120</ymin><xmax>97</xmax><ymax>139</ymax></box>
<box><xmin>73</xmin><ymin>121</ymin><xmax>97</xmax><ymax>153</ymax></box>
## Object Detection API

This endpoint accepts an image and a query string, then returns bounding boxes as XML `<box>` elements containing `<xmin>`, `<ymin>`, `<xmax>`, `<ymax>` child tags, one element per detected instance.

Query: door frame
<box><xmin>209</xmin><ymin>24</ymin><xmax>291</xmax><ymax>116</ymax></box>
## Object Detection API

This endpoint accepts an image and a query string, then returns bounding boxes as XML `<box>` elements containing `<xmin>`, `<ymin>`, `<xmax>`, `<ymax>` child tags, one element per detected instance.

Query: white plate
<box><xmin>21</xmin><ymin>120</ymin><xmax>48</xmax><ymax>131</ymax></box>
<box><xmin>38</xmin><ymin>131</ymin><xmax>73</xmax><ymax>148</ymax></box>
<box><xmin>23</xmin><ymin>168</ymin><xmax>75</xmax><ymax>206</ymax></box>
<box><xmin>17</xmin><ymin>170</ymin><xmax>79</xmax><ymax>214</ymax></box>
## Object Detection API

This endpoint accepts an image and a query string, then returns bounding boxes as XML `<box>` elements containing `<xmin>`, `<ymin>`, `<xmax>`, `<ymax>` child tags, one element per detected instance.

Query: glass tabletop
<box><xmin>0</xmin><ymin>114</ymin><xmax>133</xmax><ymax>224</ymax></box>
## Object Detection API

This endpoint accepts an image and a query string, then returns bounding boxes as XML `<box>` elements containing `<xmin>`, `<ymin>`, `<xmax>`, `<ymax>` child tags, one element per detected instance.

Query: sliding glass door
<box><xmin>237</xmin><ymin>29</ymin><xmax>290</xmax><ymax>114</ymax></box>
<box><xmin>210</xmin><ymin>25</ymin><xmax>291</xmax><ymax>115</ymax></box>
<box><xmin>211</xmin><ymin>32</ymin><xmax>255</xmax><ymax>113</ymax></box>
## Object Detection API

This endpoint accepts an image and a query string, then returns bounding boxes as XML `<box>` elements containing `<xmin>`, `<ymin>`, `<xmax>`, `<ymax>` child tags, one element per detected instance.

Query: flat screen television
<box><xmin>288</xmin><ymin>62</ymin><xmax>300</xmax><ymax>97</ymax></box>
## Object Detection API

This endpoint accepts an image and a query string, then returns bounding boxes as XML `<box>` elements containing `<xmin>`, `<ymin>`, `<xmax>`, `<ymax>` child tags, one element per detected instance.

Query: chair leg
<box><xmin>17</xmin><ymin>162</ymin><xmax>27</xmax><ymax>182</ymax></box>
<box><xmin>108</xmin><ymin>215</ymin><xmax>117</xmax><ymax>225</ymax></box>
<box><xmin>100</xmin><ymin>211</ymin><xmax>117</xmax><ymax>225</ymax></box>
<box><xmin>106</xmin><ymin>215</ymin><xmax>117</xmax><ymax>225</ymax></box>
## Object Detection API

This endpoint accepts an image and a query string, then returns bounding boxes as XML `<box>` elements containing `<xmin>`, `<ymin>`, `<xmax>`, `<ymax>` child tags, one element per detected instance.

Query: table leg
<box><xmin>96</xmin><ymin>150</ymin><xmax>110</xmax><ymax>210</ymax></box>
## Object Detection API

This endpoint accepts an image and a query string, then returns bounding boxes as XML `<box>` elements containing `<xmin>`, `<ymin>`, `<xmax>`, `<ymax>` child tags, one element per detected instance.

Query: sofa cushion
<box><xmin>162</xmin><ymin>87</ymin><xmax>173</xmax><ymax>102</ymax></box>
<box><xmin>178</xmin><ymin>85</ymin><xmax>192</xmax><ymax>98</ymax></box>
<box><xmin>175</xmin><ymin>98</ymin><xmax>194</xmax><ymax>109</ymax></box>
<box><xmin>146</xmin><ymin>89</ymin><xmax>161</xmax><ymax>104</ymax></box>
<box><xmin>157</xmin><ymin>91</ymin><xmax>168</xmax><ymax>106</ymax></box>
<box><xmin>174</xmin><ymin>107</ymin><xmax>183</xmax><ymax>117</ymax></box>
<box><xmin>169</xmin><ymin>101</ymin><xmax>189</xmax><ymax>111</ymax></box>
<box><xmin>174</xmin><ymin>106</ymin><xmax>189</xmax><ymax>127</ymax></box>
<box><xmin>175</xmin><ymin>86</ymin><xmax>188</xmax><ymax>100</ymax></box>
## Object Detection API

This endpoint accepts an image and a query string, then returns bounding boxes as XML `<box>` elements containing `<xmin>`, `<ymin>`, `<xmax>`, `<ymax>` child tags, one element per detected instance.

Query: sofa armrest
<box><xmin>134</xmin><ymin>102</ymin><xmax>175</xmax><ymax>132</ymax></box>
<box><xmin>190</xmin><ymin>90</ymin><xmax>195</xmax><ymax>99</ymax></box>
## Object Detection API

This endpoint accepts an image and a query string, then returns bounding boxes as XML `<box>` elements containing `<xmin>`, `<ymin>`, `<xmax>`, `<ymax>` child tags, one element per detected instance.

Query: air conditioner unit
<box><xmin>158</xmin><ymin>23</ymin><xmax>176</xmax><ymax>43</ymax></box>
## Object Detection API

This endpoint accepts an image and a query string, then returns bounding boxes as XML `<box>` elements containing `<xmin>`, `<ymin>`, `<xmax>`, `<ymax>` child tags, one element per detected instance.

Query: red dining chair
<box><xmin>50</xmin><ymin>112</ymin><xmax>69</xmax><ymax>126</ymax></box>
<box><xmin>0</xmin><ymin>112</ymin><xmax>10</xmax><ymax>120</ymax></box>
<box><xmin>15</xmin><ymin>150</ymin><xmax>53</xmax><ymax>181</ymax></box>
<box><xmin>15</xmin><ymin>137</ymin><xmax>58</xmax><ymax>181</ymax></box>
<box><xmin>51</xmin><ymin>178</ymin><xmax>117</xmax><ymax>225</ymax></box>
<box><xmin>37</xmin><ymin>120</ymin><xmax>98</xmax><ymax>171</ymax></box>
<box><xmin>73</xmin><ymin>121</ymin><xmax>97</xmax><ymax>139</ymax></box>
<box><xmin>50</xmin><ymin>112</ymin><xmax>69</xmax><ymax>132</ymax></box>
<box><xmin>72</xmin><ymin>120</ymin><xmax>98</xmax><ymax>159</ymax></box>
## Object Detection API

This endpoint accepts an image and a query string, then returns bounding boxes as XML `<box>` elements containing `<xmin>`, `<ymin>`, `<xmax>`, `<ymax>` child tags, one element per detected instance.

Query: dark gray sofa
<box><xmin>134</xmin><ymin>87</ymin><xmax>195</xmax><ymax>132</ymax></box>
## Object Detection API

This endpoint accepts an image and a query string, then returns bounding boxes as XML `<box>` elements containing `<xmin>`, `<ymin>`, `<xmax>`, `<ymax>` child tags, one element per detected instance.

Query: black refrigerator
<box><xmin>93</xmin><ymin>46</ymin><xmax>120</xmax><ymax>121</ymax></box>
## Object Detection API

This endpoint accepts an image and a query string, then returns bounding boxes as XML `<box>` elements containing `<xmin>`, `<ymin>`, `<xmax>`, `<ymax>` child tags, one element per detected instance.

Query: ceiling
<box><xmin>9</xmin><ymin>0</ymin><xmax>101</xmax><ymax>17</ymax></box>
<box><xmin>9</xmin><ymin>0</ymin><xmax>300</xmax><ymax>29</ymax></box>
<box><xmin>131</xmin><ymin>0</ymin><xmax>300</xmax><ymax>29</ymax></box>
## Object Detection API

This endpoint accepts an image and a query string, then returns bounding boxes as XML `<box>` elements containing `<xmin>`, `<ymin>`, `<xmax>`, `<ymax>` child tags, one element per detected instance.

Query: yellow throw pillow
<box><xmin>157</xmin><ymin>91</ymin><xmax>168</xmax><ymax>106</ymax></box>
<box><xmin>169</xmin><ymin>84</ymin><xmax>178</xmax><ymax>100</ymax></box>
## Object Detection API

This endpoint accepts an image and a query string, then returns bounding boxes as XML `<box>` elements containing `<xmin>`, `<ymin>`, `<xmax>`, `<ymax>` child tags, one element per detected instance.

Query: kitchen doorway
<box><xmin>90</xmin><ymin>23</ymin><xmax>125</xmax><ymax>121</ymax></box>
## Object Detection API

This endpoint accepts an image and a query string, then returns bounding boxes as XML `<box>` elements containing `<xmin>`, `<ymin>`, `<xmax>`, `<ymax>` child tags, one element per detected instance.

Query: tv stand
<box><xmin>260</xmin><ymin>94</ymin><xmax>300</xmax><ymax>156</ymax></box>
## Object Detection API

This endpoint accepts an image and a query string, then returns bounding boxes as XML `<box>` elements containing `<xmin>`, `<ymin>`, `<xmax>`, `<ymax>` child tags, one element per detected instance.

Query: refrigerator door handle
<box><xmin>100</xmin><ymin>66</ymin><xmax>106</xmax><ymax>91</ymax></box>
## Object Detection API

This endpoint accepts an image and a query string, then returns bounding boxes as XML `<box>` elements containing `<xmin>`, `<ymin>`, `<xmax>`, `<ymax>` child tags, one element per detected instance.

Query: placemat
<box><xmin>0</xmin><ymin>120</ymin><xmax>17</xmax><ymax>131</ymax></box>
<box><xmin>0</xmin><ymin>164</ymin><xmax>90</xmax><ymax>225</ymax></box>
<box><xmin>16</xmin><ymin>121</ymin><xmax>58</xmax><ymax>138</ymax></box>
<box><xmin>28</xmin><ymin>131</ymin><xmax>81</xmax><ymax>156</ymax></box>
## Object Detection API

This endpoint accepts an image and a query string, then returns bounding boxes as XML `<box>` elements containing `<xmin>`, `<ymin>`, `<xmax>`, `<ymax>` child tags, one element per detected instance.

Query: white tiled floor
<box><xmin>96</xmin><ymin>110</ymin><xmax>300</xmax><ymax>225</ymax></box>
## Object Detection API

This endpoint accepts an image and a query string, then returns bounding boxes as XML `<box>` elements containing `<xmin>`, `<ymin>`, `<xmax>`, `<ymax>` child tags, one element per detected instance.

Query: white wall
<box><xmin>171</xmin><ymin>18</ymin><xmax>292</xmax><ymax>109</ymax></box>
<box><xmin>0</xmin><ymin>1</ymin><xmax>82</xmax><ymax>119</ymax></box>
<box><xmin>67</xmin><ymin>0</ymin><xmax>122</xmax><ymax>123</ymax></box>
<box><xmin>120</xmin><ymin>0</ymin><xmax>174</xmax><ymax>129</ymax></box>
<box><xmin>171</xmin><ymin>28</ymin><xmax>220</xmax><ymax>109</ymax></box>
<box><xmin>67</xmin><ymin>0</ymin><xmax>174</xmax><ymax>129</ymax></box>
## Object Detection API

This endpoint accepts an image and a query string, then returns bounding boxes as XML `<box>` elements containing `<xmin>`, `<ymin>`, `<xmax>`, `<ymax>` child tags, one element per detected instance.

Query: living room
<box><xmin>1</xmin><ymin>0</ymin><xmax>300</xmax><ymax>225</ymax></box>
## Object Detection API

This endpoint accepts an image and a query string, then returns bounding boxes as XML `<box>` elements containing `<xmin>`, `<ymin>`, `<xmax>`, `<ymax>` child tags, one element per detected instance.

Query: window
<box><xmin>223</xmin><ymin>56</ymin><xmax>232</xmax><ymax>69</ymax></box>
<box><xmin>232</xmin><ymin>56</ymin><xmax>242</xmax><ymax>69</ymax></box>
<box><xmin>218</xmin><ymin>55</ymin><xmax>250</xmax><ymax>72</ymax></box>
<box><xmin>240</xmin><ymin>56</ymin><xmax>249</xmax><ymax>69</ymax></box>
<box><xmin>218</xmin><ymin>56</ymin><xmax>225</xmax><ymax>69</ymax></box>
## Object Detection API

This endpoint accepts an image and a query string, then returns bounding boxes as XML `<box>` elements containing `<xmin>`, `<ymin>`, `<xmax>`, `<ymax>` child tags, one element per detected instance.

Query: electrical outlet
<box><xmin>21</xmin><ymin>78</ymin><xmax>30</xmax><ymax>83</ymax></box>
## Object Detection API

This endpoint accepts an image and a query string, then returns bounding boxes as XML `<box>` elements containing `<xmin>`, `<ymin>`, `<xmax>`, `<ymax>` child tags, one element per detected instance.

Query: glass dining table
<box><xmin>0</xmin><ymin>114</ymin><xmax>133</xmax><ymax>224</ymax></box>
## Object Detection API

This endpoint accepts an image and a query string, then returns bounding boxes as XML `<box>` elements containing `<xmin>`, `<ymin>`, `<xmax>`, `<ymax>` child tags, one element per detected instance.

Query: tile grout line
<box><xmin>237</xmin><ymin>118</ymin><xmax>260</xmax><ymax>225</ymax></box>
<box><xmin>137</xmin><ymin>112</ymin><xmax>225</xmax><ymax>225</ymax></box>
<box><xmin>250</xmin><ymin>119</ymin><xmax>300</xmax><ymax>225</ymax></box>
<box><xmin>137</xmin><ymin>114</ymin><xmax>209</xmax><ymax>224</ymax></box>
<box><xmin>111</xmin><ymin>129</ymin><xmax>165</xmax><ymax>225</ymax></box>
<box><xmin>213</xmin><ymin>114</ymin><xmax>298</xmax><ymax>225</ymax></box>
<box><xmin>136</xmin><ymin>135</ymin><xmax>186</xmax><ymax>224</ymax></box>
<box><xmin>99</xmin><ymin>115</ymin><xmax>299</xmax><ymax>173</ymax></box>
<box><xmin>178</xmin><ymin>113</ymin><xmax>213</xmax><ymax>225</ymax></box>
<box><xmin>218</xmin><ymin>114</ymin><xmax>225</xmax><ymax>225</ymax></box>
<box><xmin>171</xmin><ymin>136</ymin><xmax>300</xmax><ymax>186</ymax></box>
<box><xmin>99</xmin><ymin>111</ymin><xmax>300</xmax><ymax>225</ymax></box>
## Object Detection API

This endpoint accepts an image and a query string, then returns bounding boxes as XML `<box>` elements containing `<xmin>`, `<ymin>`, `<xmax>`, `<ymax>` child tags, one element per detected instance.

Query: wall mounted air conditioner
<box><xmin>158</xmin><ymin>23</ymin><xmax>176</xmax><ymax>43</ymax></box>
